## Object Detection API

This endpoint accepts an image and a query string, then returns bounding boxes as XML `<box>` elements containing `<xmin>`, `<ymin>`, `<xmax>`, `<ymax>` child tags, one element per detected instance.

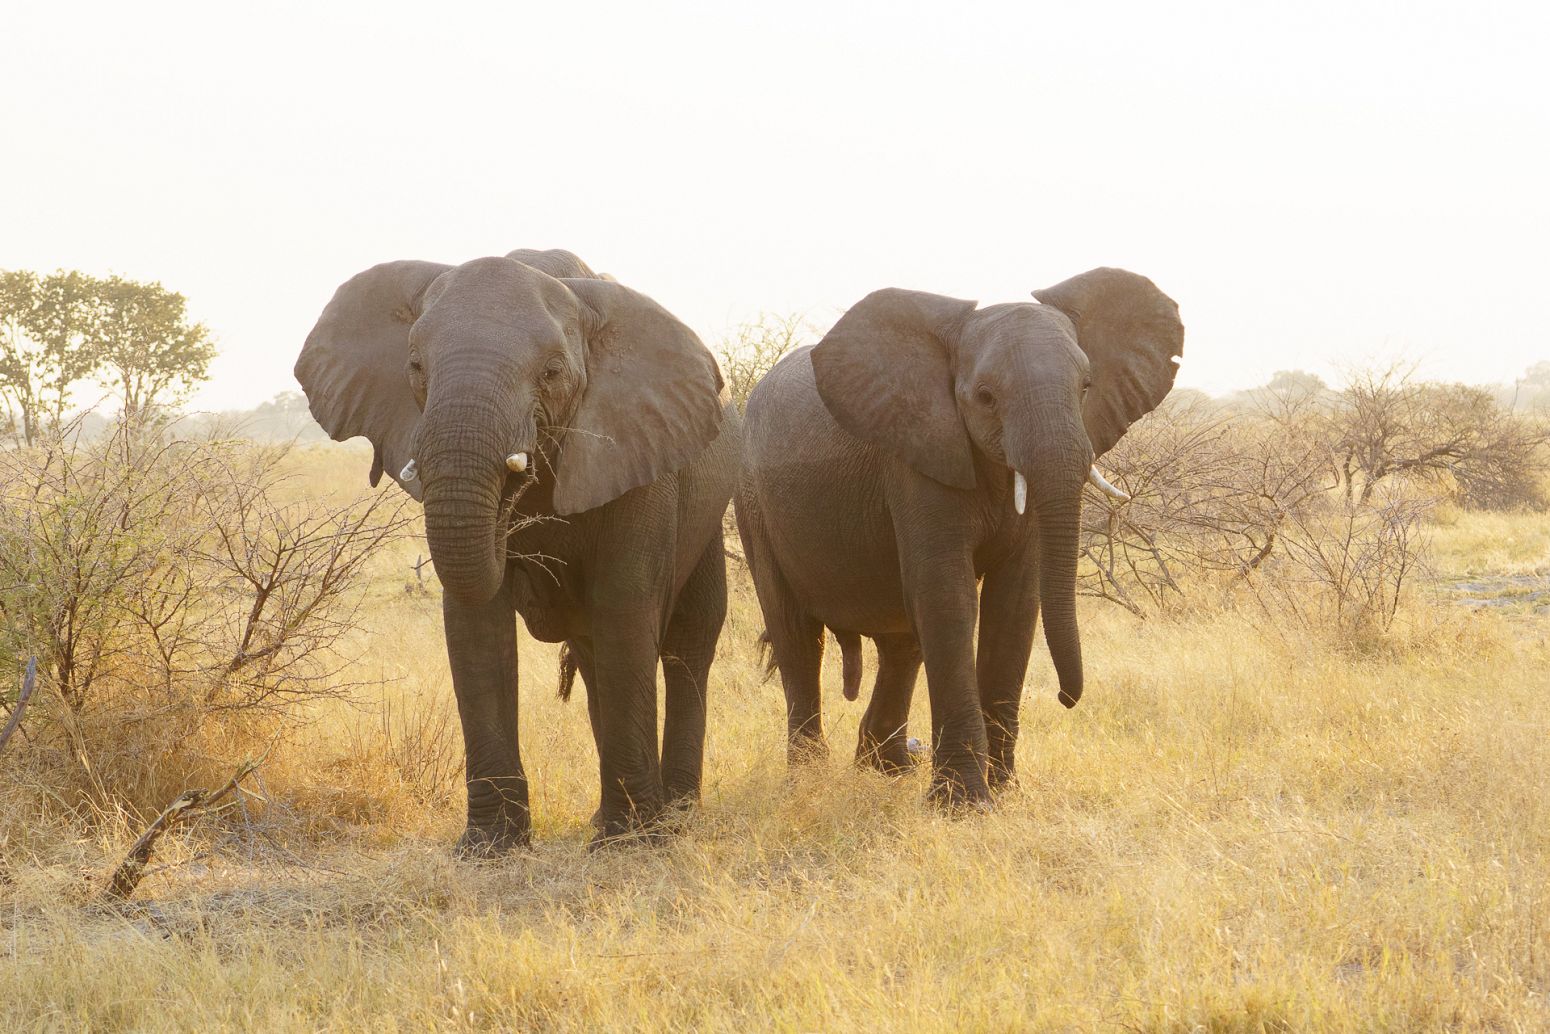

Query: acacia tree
<box><xmin>0</xmin><ymin>270</ymin><xmax>102</xmax><ymax>445</ymax></box>
<box><xmin>1330</xmin><ymin>364</ymin><xmax>1549</xmax><ymax>507</ymax></box>
<box><xmin>92</xmin><ymin>275</ymin><xmax>215</xmax><ymax>425</ymax></box>
<box><xmin>0</xmin><ymin>270</ymin><xmax>215</xmax><ymax>440</ymax></box>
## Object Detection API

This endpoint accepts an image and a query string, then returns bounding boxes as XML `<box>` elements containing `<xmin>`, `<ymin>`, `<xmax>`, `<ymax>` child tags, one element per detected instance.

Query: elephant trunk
<box><xmin>1006</xmin><ymin>401</ymin><xmax>1089</xmax><ymax>708</ymax></box>
<box><xmin>1034</xmin><ymin>483</ymin><xmax>1084</xmax><ymax>707</ymax></box>
<box><xmin>417</xmin><ymin>391</ymin><xmax>520</xmax><ymax>607</ymax></box>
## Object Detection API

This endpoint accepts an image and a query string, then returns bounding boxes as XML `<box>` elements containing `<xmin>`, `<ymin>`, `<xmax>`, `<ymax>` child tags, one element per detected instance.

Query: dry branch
<box><xmin>100</xmin><ymin>749</ymin><xmax>269</xmax><ymax>902</ymax></box>
<box><xmin>0</xmin><ymin>656</ymin><xmax>36</xmax><ymax>758</ymax></box>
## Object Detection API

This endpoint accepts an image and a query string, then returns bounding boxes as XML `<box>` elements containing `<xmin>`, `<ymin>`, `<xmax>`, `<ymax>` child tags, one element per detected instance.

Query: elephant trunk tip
<box><xmin>1058</xmin><ymin>684</ymin><xmax>1082</xmax><ymax>709</ymax></box>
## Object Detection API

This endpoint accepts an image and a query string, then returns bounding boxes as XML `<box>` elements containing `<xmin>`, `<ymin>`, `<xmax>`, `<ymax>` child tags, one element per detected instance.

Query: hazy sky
<box><xmin>4</xmin><ymin>1</ymin><xmax>1548</xmax><ymax>411</ymax></box>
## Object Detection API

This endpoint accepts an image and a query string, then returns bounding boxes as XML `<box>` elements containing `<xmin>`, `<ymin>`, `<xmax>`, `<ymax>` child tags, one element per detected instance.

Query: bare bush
<box><xmin>344</xmin><ymin>690</ymin><xmax>461</xmax><ymax>808</ymax></box>
<box><xmin>1257</xmin><ymin>491</ymin><xmax>1430</xmax><ymax>636</ymax></box>
<box><xmin>1081</xmin><ymin>397</ymin><xmax>1335</xmax><ymax>614</ymax></box>
<box><xmin>1082</xmin><ymin>396</ymin><xmax>1429</xmax><ymax>637</ymax></box>
<box><xmin>0</xmin><ymin>420</ymin><xmax>413</xmax><ymax>805</ymax></box>
<box><xmin>1329</xmin><ymin>364</ymin><xmax>1549</xmax><ymax>510</ymax></box>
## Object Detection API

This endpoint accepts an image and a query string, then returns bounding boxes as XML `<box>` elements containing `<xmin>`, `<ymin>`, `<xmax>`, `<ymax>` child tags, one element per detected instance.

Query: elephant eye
<box><xmin>975</xmin><ymin>385</ymin><xmax>994</xmax><ymax>407</ymax></box>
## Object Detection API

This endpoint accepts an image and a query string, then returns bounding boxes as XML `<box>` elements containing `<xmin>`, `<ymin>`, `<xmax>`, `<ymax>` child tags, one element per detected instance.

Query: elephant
<box><xmin>295</xmin><ymin>248</ymin><xmax>739</xmax><ymax>851</ymax></box>
<box><xmin>735</xmin><ymin>268</ymin><xmax>1182</xmax><ymax>805</ymax></box>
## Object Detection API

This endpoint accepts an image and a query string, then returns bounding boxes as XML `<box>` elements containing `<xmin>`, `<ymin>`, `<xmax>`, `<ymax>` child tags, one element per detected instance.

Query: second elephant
<box><xmin>736</xmin><ymin>268</ymin><xmax>1183</xmax><ymax>805</ymax></box>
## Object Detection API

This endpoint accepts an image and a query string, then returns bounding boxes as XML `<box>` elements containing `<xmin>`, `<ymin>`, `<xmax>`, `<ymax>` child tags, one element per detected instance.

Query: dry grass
<box><xmin>2</xmin><ymin>443</ymin><xmax>1548</xmax><ymax>1031</ymax></box>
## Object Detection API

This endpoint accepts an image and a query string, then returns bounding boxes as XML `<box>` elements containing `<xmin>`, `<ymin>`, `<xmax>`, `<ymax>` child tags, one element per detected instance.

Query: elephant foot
<box><xmin>587</xmin><ymin>811</ymin><xmax>672</xmax><ymax>852</ymax></box>
<box><xmin>986</xmin><ymin>752</ymin><xmax>1020</xmax><ymax>794</ymax></box>
<box><xmin>454</xmin><ymin>821</ymin><xmax>531</xmax><ymax>859</ymax></box>
<box><xmin>856</xmin><ymin>732</ymin><xmax>924</xmax><ymax>776</ymax></box>
<box><xmin>660</xmin><ymin>786</ymin><xmax>700</xmax><ymax>833</ymax></box>
<box><xmin>986</xmin><ymin>767</ymin><xmax>1018</xmax><ymax>794</ymax></box>
<box><xmin>926</xmin><ymin>765</ymin><xmax>993</xmax><ymax>813</ymax></box>
<box><xmin>587</xmin><ymin>787</ymin><xmax>672</xmax><ymax>851</ymax></box>
<box><xmin>786</xmin><ymin>732</ymin><xmax>830</xmax><ymax>767</ymax></box>
<box><xmin>662</xmin><ymin>771</ymin><xmax>702</xmax><ymax>812</ymax></box>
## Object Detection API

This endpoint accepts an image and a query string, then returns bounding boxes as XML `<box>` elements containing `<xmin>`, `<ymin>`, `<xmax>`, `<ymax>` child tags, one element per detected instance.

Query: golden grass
<box><xmin>2</xmin><ymin>443</ymin><xmax>1548</xmax><ymax>1031</ymax></box>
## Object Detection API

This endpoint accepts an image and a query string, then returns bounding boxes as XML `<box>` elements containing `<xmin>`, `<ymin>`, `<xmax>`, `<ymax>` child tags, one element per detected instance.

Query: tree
<box><xmin>91</xmin><ymin>275</ymin><xmax>215</xmax><ymax>424</ymax></box>
<box><xmin>1509</xmin><ymin>361</ymin><xmax>1550</xmax><ymax>415</ymax></box>
<box><xmin>0</xmin><ymin>270</ymin><xmax>215</xmax><ymax>440</ymax></box>
<box><xmin>716</xmin><ymin>312</ymin><xmax>808</xmax><ymax>413</ymax></box>
<box><xmin>0</xmin><ymin>270</ymin><xmax>102</xmax><ymax>445</ymax></box>
<box><xmin>1265</xmin><ymin>369</ymin><xmax>1329</xmax><ymax>396</ymax></box>
<box><xmin>1330</xmin><ymin>364</ymin><xmax>1549</xmax><ymax>508</ymax></box>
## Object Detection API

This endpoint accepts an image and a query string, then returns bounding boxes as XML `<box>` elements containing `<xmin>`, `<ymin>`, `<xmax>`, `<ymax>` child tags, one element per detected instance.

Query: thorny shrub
<box><xmin>0</xmin><ymin>420</ymin><xmax>414</xmax><ymax>812</ymax></box>
<box><xmin>716</xmin><ymin>312</ymin><xmax>808</xmax><ymax>414</ymax></box>
<box><xmin>1327</xmin><ymin>365</ymin><xmax>1550</xmax><ymax>510</ymax></box>
<box><xmin>1082</xmin><ymin>396</ymin><xmax>1432</xmax><ymax>640</ymax></box>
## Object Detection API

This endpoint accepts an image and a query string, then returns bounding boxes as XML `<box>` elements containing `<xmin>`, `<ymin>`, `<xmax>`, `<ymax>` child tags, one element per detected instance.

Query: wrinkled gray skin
<box><xmin>296</xmin><ymin>250</ymin><xmax>738</xmax><ymax>850</ymax></box>
<box><xmin>736</xmin><ymin>269</ymin><xmax>1182</xmax><ymax>805</ymax></box>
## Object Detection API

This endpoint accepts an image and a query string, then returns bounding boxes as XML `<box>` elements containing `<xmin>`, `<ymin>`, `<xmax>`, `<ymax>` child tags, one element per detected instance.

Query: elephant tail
<box><xmin>833</xmin><ymin>630</ymin><xmax>862</xmax><ymax>701</ymax></box>
<box><xmin>755</xmin><ymin>630</ymin><xmax>778</xmax><ymax>683</ymax></box>
<box><xmin>557</xmin><ymin>642</ymin><xmax>578</xmax><ymax>701</ymax></box>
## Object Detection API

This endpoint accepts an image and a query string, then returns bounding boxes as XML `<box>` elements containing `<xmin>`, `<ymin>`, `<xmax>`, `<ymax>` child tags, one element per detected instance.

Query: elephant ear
<box><xmin>293</xmin><ymin>260</ymin><xmax>451</xmax><ymax>500</ymax></box>
<box><xmin>809</xmin><ymin>288</ymin><xmax>979</xmax><ymax>489</ymax></box>
<box><xmin>551</xmin><ymin>278</ymin><xmax>725</xmax><ymax>516</ymax></box>
<box><xmin>1033</xmin><ymin>268</ymin><xmax>1184</xmax><ymax>457</ymax></box>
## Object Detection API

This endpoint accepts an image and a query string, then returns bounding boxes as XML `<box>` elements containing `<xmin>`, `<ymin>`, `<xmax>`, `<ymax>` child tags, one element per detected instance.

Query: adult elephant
<box><xmin>296</xmin><ymin>249</ymin><xmax>738</xmax><ymax>850</ymax></box>
<box><xmin>736</xmin><ymin>268</ymin><xmax>1182</xmax><ymax>805</ymax></box>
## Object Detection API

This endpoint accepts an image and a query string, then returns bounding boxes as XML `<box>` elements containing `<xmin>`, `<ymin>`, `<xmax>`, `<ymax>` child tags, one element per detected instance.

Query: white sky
<box><xmin>3</xmin><ymin>1</ymin><xmax>1547</xmax><ymax>411</ymax></box>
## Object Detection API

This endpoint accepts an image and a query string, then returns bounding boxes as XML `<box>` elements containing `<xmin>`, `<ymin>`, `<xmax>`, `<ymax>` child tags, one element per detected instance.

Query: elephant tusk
<box><xmin>1088</xmin><ymin>466</ymin><xmax>1129</xmax><ymax>502</ymax></box>
<box><xmin>399</xmin><ymin>458</ymin><xmax>418</xmax><ymax>483</ymax></box>
<box><xmin>506</xmin><ymin>452</ymin><xmax>529</xmax><ymax>474</ymax></box>
<box><xmin>1013</xmin><ymin>470</ymin><xmax>1027</xmax><ymax>515</ymax></box>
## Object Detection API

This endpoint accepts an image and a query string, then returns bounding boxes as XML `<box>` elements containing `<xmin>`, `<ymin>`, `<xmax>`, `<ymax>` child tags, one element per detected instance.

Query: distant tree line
<box><xmin>0</xmin><ymin>269</ymin><xmax>215</xmax><ymax>443</ymax></box>
<box><xmin>1228</xmin><ymin>364</ymin><xmax>1550</xmax><ymax>510</ymax></box>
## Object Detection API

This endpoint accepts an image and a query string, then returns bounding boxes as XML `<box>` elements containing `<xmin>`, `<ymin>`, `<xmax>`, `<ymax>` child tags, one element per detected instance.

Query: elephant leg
<box><xmin>443</xmin><ymin>578</ymin><xmax>529</xmax><ymax>854</ymax></box>
<box><xmin>660</xmin><ymin>539</ymin><xmax>727</xmax><ymax>809</ymax></box>
<box><xmin>901</xmin><ymin>550</ymin><xmax>990</xmax><ymax>807</ymax></box>
<box><xmin>977</xmin><ymin>560</ymin><xmax>1040</xmax><ymax>791</ymax></box>
<box><xmin>769</xmin><ymin>612</ymin><xmax>826</xmax><ymax>764</ymax></box>
<box><xmin>736</xmin><ymin>489</ymin><xmax>828</xmax><ymax>763</ymax></box>
<box><xmin>856</xmin><ymin>633</ymin><xmax>922</xmax><ymax>774</ymax></box>
<box><xmin>565</xmin><ymin>638</ymin><xmax>607</xmax><ymax>832</ymax></box>
<box><xmin>589</xmin><ymin>609</ymin><xmax>666</xmax><ymax>847</ymax></box>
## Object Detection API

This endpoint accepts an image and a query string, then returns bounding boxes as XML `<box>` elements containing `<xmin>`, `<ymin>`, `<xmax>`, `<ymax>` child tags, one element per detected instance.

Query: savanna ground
<box><xmin>2</xmin><ymin>442</ymin><xmax>1548</xmax><ymax>1032</ymax></box>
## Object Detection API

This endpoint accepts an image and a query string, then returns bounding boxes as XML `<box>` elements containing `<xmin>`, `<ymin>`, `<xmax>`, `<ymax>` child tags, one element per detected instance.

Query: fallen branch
<box><xmin>0</xmin><ymin>657</ymin><xmax>38</xmax><ymax>759</ymax></box>
<box><xmin>100</xmin><ymin>748</ymin><xmax>270</xmax><ymax>903</ymax></box>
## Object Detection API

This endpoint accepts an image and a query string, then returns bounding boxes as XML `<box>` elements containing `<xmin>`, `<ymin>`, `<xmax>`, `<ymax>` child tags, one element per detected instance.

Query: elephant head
<box><xmin>809</xmin><ymin>268</ymin><xmax>1183</xmax><ymax>706</ymax></box>
<box><xmin>294</xmin><ymin>250</ymin><xmax>725</xmax><ymax>606</ymax></box>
